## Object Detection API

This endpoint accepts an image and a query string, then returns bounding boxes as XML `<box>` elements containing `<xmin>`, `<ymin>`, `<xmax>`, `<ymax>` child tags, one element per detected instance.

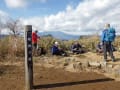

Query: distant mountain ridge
<box><xmin>0</xmin><ymin>34</ymin><xmax>8</xmax><ymax>38</ymax></box>
<box><xmin>38</xmin><ymin>31</ymin><xmax>80</xmax><ymax>40</ymax></box>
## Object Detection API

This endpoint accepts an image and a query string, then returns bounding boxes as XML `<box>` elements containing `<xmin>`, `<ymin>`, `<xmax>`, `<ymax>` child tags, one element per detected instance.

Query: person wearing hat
<box><xmin>51</xmin><ymin>41</ymin><xmax>60</xmax><ymax>55</ymax></box>
<box><xmin>51</xmin><ymin>41</ymin><xmax>67</xmax><ymax>56</ymax></box>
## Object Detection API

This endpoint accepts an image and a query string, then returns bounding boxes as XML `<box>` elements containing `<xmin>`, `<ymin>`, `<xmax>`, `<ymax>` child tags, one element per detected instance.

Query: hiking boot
<box><xmin>104</xmin><ymin>59</ymin><xmax>107</xmax><ymax>62</ymax></box>
<box><xmin>103</xmin><ymin>61</ymin><xmax>107</xmax><ymax>66</ymax></box>
<box><xmin>112</xmin><ymin>58</ymin><xmax>115</xmax><ymax>62</ymax></box>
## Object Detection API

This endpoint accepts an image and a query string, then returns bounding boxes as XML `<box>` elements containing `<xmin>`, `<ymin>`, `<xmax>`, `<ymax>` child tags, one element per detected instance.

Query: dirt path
<box><xmin>0</xmin><ymin>65</ymin><xmax>25</xmax><ymax>90</ymax></box>
<box><xmin>0</xmin><ymin>64</ymin><xmax>120</xmax><ymax>90</ymax></box>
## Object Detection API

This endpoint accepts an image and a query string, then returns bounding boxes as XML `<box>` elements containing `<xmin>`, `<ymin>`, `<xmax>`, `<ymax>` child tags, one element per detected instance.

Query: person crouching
<box><xmin>51</xmin><ymin>41</ymin><xmax>67</xmax><ymax>56</ymax></box>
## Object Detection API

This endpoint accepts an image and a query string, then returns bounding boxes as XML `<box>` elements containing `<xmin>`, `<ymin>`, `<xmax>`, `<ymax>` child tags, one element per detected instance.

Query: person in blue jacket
<box><xmin>52</xmin><ymin>41</ymin><xmax>60</xmax><ymax>55</ymax></box>
<box><xmin>101</xmin><ymin>23</ymin><xmax>116</xmax><ymax>62</ymax></box>
<box><xmin>51</xmin><ymin>41</ymin><xmax>67</xmax><ymax>56</ymax></box>
<box><xmin>71</xmin><ymin>41</ymin><xmax>84</xmax><ymax>54</ymax></box>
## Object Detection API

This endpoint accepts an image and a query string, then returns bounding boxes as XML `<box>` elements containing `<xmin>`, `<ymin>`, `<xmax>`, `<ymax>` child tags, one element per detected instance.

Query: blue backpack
<box><xmin>108</xmin><ymin>28</ymin><xmax>116</xmax><ymax>42</ymax></box>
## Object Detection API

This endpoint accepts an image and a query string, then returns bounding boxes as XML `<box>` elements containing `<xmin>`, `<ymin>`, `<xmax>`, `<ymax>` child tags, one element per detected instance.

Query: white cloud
<box><xmin>0</xmin><ymin>10</ymin><xmax>9</xmax><ymax>25</ymax></box>
<box><xmin>5</xmin><ymin>0</ymin><xmax>27</xmax><ymax>8</ymax></box>
<box><xmin>4</xmin><ymin>0</ymin><xmax>49</xmax><ymax>8</ymax></box>
<box><xmin>0</xmin><ymin>10</ymin><xmax>10</xmax><ymax>34</ymax></box>
<box><xmin>1</xmin><ymin>28</ymin><xmax>11</xmax><ymax>35</ymax></box>
<box><xmin>21</xmin><ymin>0</ymin><xmax>120</xmax><ymax>35</ymax></box>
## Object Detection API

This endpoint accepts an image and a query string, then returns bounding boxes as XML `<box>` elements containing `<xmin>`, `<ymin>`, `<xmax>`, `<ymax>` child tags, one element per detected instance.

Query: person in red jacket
<box><xmin>32</xmin><ymin>30</ymin><xmax>40</xmax><ymax>50</ymax></box>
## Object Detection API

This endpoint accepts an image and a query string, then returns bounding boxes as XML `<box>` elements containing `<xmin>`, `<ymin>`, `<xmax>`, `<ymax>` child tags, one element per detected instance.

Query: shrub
<box><xmin>0</xmin><ymin>35</ymin><xmax>120</xmax><ymax>60</ymax></box>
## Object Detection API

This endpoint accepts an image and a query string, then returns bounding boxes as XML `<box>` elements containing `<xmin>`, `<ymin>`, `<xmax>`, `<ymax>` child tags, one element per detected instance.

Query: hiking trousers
<box><xmin>103</xmin><ymin>41</ymin><xmax>115</xmax><ymax>61</ymax></box>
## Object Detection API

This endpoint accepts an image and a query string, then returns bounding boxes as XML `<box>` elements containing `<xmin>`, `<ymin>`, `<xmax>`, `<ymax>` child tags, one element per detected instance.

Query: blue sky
<box><xmin>0</xmin><ymin>0</ymin><xmax>120</xmax><ymax>35</ymax></box>
<box><xmin>0</xmin><ymin>0</ymin><xmax>81</xmax><ymax>18</ymax></box>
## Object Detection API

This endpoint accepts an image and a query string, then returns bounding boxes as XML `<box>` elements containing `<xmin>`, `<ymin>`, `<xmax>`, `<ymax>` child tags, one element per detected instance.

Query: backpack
<box><xmin>108</xmin><ymin>28</ymin><xmax>116</xmax><ymax>42</ymax></box>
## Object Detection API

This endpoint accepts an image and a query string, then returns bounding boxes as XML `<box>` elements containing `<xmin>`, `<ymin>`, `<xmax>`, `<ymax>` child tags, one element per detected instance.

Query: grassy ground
<box><xmin>0</xmin><ymin>36</ymin><xmax>120</xmax><ymax>90</ymax></box>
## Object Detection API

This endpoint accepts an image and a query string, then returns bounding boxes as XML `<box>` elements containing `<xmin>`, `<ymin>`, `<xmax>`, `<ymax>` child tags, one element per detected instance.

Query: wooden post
<box><xmin>24</xmin><ymin>25</ymin><xmax>33</xmax><ymax>90</ymax></box>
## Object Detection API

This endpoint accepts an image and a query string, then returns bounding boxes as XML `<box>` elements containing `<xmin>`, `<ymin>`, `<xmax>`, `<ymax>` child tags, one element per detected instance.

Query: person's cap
<box><xmin>35</xmin><ymin>30</ymin><xmax>38</xmax><ymax>33</ymax></box>
<box><xmin>55</xmin><ymin>41</ymin><xmax>59</xmax><ymax>45</ymax></box>
<box><xmin>105</xmin><ymin>23</ymin><xmax>110</xmax><ymax>28</ymax></box>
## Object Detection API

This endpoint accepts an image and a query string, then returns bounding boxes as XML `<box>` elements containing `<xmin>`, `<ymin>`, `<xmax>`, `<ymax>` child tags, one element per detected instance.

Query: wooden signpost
<box><xmin>24</xmin><ymin>25</ymin><xmax>33</xmax><ymax>90</ymax></box>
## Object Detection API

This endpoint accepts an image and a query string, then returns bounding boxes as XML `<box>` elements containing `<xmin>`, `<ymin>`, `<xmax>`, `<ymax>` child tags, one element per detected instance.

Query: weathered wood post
<box><xmin>24</xmin><ymin>25</ymin><xmax>33</xmax><ymax>90</ymax></box>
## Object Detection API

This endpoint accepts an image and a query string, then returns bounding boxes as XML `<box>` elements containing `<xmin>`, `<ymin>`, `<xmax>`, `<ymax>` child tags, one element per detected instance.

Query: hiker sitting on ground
<box><xmin>51</xmin><ymin>41</ymin><xmax>67</xmax><ymax>56</ymax></box>
<box><xmin>96</xmin><ymin>42</ymin><xmax>103</xmax><ymax>54</ymax></box>
<box><xmin>96</xmin><ymin>42</ymin><xmax>116</xmax><ymax>53</ymax></box>
<box><xmin>71</xmin><ymin>41</ymin><xmax>84</xmax><ymax>54</ymax></box>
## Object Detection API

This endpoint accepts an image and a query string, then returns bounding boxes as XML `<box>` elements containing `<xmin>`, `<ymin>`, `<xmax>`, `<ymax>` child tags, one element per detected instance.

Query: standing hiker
<box><xmin>32</xmin><ymin>30</ymin><xmax>40</xmax><ymax>55</ymax></box>
<box><xmin>101</xmin><ymin>24</ymin><xmax>116</xmax><ymax>62</ymax></box>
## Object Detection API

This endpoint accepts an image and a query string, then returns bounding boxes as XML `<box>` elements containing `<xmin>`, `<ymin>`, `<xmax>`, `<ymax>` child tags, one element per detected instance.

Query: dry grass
<box><xmin>0</xmin><ymin>36</ymin><xmax>24</xmax><ymax>61</ymax></box>
<box><xmin>0</xmin><ymin>35</ymin><xmax>120</xmax><ymax>61</ymax></box>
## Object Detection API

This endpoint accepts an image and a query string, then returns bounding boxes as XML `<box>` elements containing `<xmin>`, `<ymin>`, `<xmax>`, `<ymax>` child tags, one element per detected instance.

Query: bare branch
<box><xmin>6</xmin><ymin>18</ymin><xmax>23</xmax><ymax>36</ymax></box>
